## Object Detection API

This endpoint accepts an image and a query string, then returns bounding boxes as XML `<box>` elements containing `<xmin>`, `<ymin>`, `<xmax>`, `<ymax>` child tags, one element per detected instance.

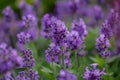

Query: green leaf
<box><xmin>90</xmin><ymin>55</ymin><xmax>106</xmax><ymax>67</ymax></box>
<box><xmin>106</xmin><ymin>55</ymin><xmax>120</xmax><ymax>63</ymax></box>
<box><xmin>40</xmin><ymin>66</ymin><xmax>53</xmax><ymax>80</ymax></box>
<box><xmin>41</xmin><ymin>66</ymin><xmax>53</xmax><ymax>73</ymax></box>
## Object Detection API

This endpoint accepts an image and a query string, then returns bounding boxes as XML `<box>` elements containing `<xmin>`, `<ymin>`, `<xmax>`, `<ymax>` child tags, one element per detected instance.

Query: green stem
<box><xmin>52</xmin><ymin>62</ymin><xmax>56</xmax><ymax>80</ymax></box>
<box><xmin>61</xmin><ymin>52</ymin><xmax>65</xmax><ymax>69</ymax></box>
<box><xmin>77</xmin><ymin>53</ymin><xmax>80</xmax><ymax>67</ymax></box>
<box><xmin>105</xmin><ymin>60</ymin><xmax>110</xmax><ymax>80</ymax></box>
<box><xmin>61</xmin><ymin>47</ymin><xmax>65</xmax><ymax>69</ymax></box>
<box><xmin>12</xmin><ymin>71</ymin><xmax>16</xmax><ymax>79</ymax></box>
<box><xmin>75</xmin><ymin>51</ymin><xmax>78</xmax><ymax>72</ymax></box>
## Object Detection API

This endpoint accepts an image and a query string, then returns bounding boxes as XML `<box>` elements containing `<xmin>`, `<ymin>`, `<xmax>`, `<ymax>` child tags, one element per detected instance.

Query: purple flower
<box><xmin>64</xmin><ymin>52</ymin><xmax>71</xmax><ymax>68</ymax></box>
<box><xmin>58</xmin><ymin>69</ymin><xmax>77</xmax><ymax>80</ymax></box>
<box><xmin>66</xmin><ymin>31</ymin><xmax>83</xmax><ymax>50</ymax></box>
<box><xmin>51</xmin><ymin>18</ymin><xmax>68</xmax><ymax>46</ymax></box>
<box><xmin>41</xmin><ymin>14</ymin><xmax>53</xmax><ymax>39</ymax></box>
<box><xmin>84</xmin><ymin>63</ymin><xmax>106</xmax><ymax>80</ymax></box>
<box><xmin>100</xmin><ymin>20</ymin><xmax>113</xmax><ymax>39</ymax></box>
<box><xmin>107</xmin><ymin>9</ymin><xmax>120</xmax><ymax>56</ymax></box>
<box><xmin>1</xmin><ymin>6</ymin><xmax>17</xmax><ymax>32</ymax></box>
<box><xmin>71</xmin><ymin>18</ymin><xmax>87</xmax><ymax>39</ymax></box>
<box><xmin>28</xmin><ymin>27</ymin><xmax>39</xmax><ymax>40</ymax></box>
<box><xmin>92</xmin><ymin>5</ymin><xmax>104</xmax><ymax>21</ymax></box>
<box><xmin>41</xmin><ymin>14</ymin><xmax>68</xmax><ymax>44</ymax></box>
<box><xmin>16</xmin><ymin>69</ymin><xmax>38</xmax><ymax>80</ymax></box>
<box><xmin>0</xmin><ymin>30</ymin><xmax>10</xmax><ymax>44</ymax></box>
<box><xmin>67</xmin><ymin>0</ymin><xmax>80</xmax><ymax>14</ymax></box>
<box><xmin>19</xmin><ymin>1</ymin><xmax>36</xmax><ymax>16</ymax></box>
<box><xmin>2</xmin><ymin>6</ymin><xmax>16</xmax><ymax>21</ymax></box>
<box><xmin>17</xmin><ymin>32</ymin><xmax>31</xmax><ymax>44</ymax></box>
<box><xmin>19</xmin><ymin>1</ymin><xmax>38</xmax><ymax>40</ymax></box>
<box><xmin>45</xmin><ymin>43</ymin><xmax>61</xmax><ymax>63</ymax></box>
<box><xmin>96</xmin><ymin>34</ymin><xmax>110</xmax><ymax>52</ymax></box>
<box><xmin>0</xmin><ymin>72</ymin><xmax>14</xmax><ymax>80</ymax></box>
<box><xmin>107</xmin><ymin>9</ymin><xmax>118</xmax><ymax>29</ymax></box>
<box><xmin>0</xmin><ymin>43</ymin><xmax>22</xmax><ymax>74</ymax></box>
<box><xmin>21</xmin><ymin>49</ymin><xmax>35</xmax><ymax>67</ymax></box>
<box><xmin>0</xmin><ymin>6</ymin><xmax>20</xmax><ymax>40</ymax></box>
<box><xmin>16</xmin><ymin>42</ymin><xmax>25</xmax><ymax>52</ymax></box>
<box><xmin>22</xmin><ymin>14</ymin><xmax>37</xmax><ymax>28</ymax></box>
<box><xmin>100</xmin><ymin>50</ymin><xmax>111</xmax><ymax>58</ymax></box>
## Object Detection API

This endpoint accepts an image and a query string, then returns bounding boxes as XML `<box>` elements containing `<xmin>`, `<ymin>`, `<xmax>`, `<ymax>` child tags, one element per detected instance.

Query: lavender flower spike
<box><xmin>51</xmin><ymin>17</ymin><xmax>69</xmax><ymax>46</ymax></box>
<box><xmin>84</xmin><ymin>63</ymin><xmax>106</xmax><ymax>80</ymax></box>
<box><xmin>66</xmin><ymin>31</ymin><xmax>83</xmax><ymax>50</ymax></box>
<box><xmin>22</xmin><ymin>14</ymin><xmax>37</xmax><ymax>28</ymax></box>
<box><xmin>2</xmin><ymin>6</ymin><xmax>15</xmax><ymax>20</ymax></box>
<box><xmin>58</xmin><ymin>69</ymin><xmax>77</xmax><ymax>80</ymax></box>
<box><xmin>100</xmin><ymin>20</ymin><xmax>113</xmax><ymax>39</ymax></box>
<box><xmin>96</xmin><ymin>34</ymin><xmax>110</xmax><ymax>52</ymax></box>
<box><xmin>64</xmin><ymin>52</ymin><xmax>71</xmax><ymax>68</ymax></box>
<box><xmin>41</xmin><ymin>14</ymin><xmax>53</xmax><ymax>39</ymax></box>
<box><xmin>0</xmin><ymin>72</ymin><xmax>14</xmax><ymax>80</ymax></box>
<box><xmin>0</xmin><ymin>43</ymin><xmax>22</xmax><ymax>74</ymax></box>
<box><xmin>16</xmin><ymin>69</ymin><xmax>38</xmax><ymax>80</ymax></box>
<box><xmin>21</xmin><ymin>49</ymin><xmax>35</xmax><ymax>67</ymax></box>
<box><xmin>45</xmin><ymin>43</ymin><xmax>61</xmax><ymax>63</ymax></box>
<box><xmin>17</xmin><ymin>32</ymin><xmax>31</xmax><ymax>44</ymax></box>
<box><xmin>72</xmin><ymin>18</ymin><xmax>87</xmax><ymax>39</ymax></box>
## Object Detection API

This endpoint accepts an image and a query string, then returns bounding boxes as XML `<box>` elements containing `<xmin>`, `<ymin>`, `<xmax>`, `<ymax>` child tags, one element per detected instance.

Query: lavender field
<box><xmin>0</xmin><ymin>0</ymin><xmax>120</xmax><ymax>80</ymax></box>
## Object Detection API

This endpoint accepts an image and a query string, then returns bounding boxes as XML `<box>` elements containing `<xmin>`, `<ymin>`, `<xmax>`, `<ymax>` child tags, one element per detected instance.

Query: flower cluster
<box><xmin>2</xmin><ymin>6</ymin><xmax>16</xmax><ymax>21</ymax></box>
<box><xmin>21</xmin><ymin>49</ymin><xmax>35</xmax><ymax>67</ymax></box>
<box><xmin>17</xmin><ymin>32</ymin><xmax>31</xmax><ymax>45</ymax></box>
<box><xmin>107</xmin><ymin>4</ymin><xmax>120</xmax><ymax>55</ymax></box>
<box><xmin>0</xmin><ymin>43</ymin><xmax>22</xmax><ymax>75</ymax></box>
<box><xmin>84</xmin><ymin>63</ymin><xmax>106</xmax><ymax>80</ymax></box>
<box><xmin>19</xmin><ymin>0</ymin><xmax>36</xmax><ymax>16</ymax></box>
<box><xmin>16</xmin><ymin>69</ymin><xmax>38</xmax><ymax>80</ymax></box>
<box><xmin>22</xmin><ymin>14</ymin><xmax>37</xmax><ymax>28</ymax></box>
<box><xmin>66</xmin><ymin>31</ymin><xmax>83</xmax><ymax>50</ymax></box>
<box><xmin>58</xmin><ymin>69</ymin><xmax>77</xmax><ymax>80</ymax></box>
<box><xmin>52</xmin><ymin>22</ymin><xmax>68</xmax><ymax>46</ymax></box>
<box><xmin>96</xmin><ymin>34</ymin><xmax>110</xmax><ymax>52</ymax></box>
<box><xmin>100</xmin><ymin>20</ymin><xmax>113</xmax><ymax>39</ymax></box>
<box><xmin>71</xmin><ymin>18</ymin><xmax>87</xmax><ymax>39</ymax></box>
<box><xmin>96</xmin><ymin>20</ymin><xmax>113</xmax><ymax>57</ymax></box>
<box><xmin>41</xmin><ymin>14</ymin><xmax>53</xmax><ymax>39</ymax></box>
<box><xmin>19</xmin><ymin>0</ymin><xmax>39</xmax><ymax>40</ymax></box>
<box><xmin>45</xmin><ymin>43</ymin><xmax>61</xmax><ymax>63</ymax></box>
<box><xmin>0</xmin><ymin>6</ymin><xmax>20</xmax><ymax>45</ymax></box>
<box><xmin>42</xmin><ymin>14</ymin><xmax>69</xmax><ymax>45</ymax></box>
<box><xmin>42</xmin><ymin>13</ymin><xmax>88</xmax><ymax>80</ymax></box>
<box><xmin>16</xmin><ymin>2</ymin><xmax>38</xmax><ymax>79</ymax></box>
<box><xmin>70</xmin><ymin>18</ymin><xmax>87</xmax><ymax>56</ymax></box>
<box><xmin>64</xmin><ymin>52</ymin><xmax>71</xmax><ymax>68</ymax></box>
<box><xmin>1</xmin><ymin>0</ymin><xmax>116</xmax><ymax>80</ymax></box>
<box><xmin>0</xmin><ymin>72</ymin><xmax>14</xmax><ymax>80</ymax></box>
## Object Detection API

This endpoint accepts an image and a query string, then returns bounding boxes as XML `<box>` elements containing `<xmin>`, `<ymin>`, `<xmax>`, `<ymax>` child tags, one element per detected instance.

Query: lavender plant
<box><xmin>84</xmin><ymin>63</ymin><xmax>106</xmax><ymax>80</ymax></box>
<box><xmin>16</xmin><ymin>13</ymin><xmax>38</xmax><ymax>80</ymax></box>
<box><xmin>0</xmin><ymin>0</ymin><xmax>120</xmax><ymax>80</ymax></box>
